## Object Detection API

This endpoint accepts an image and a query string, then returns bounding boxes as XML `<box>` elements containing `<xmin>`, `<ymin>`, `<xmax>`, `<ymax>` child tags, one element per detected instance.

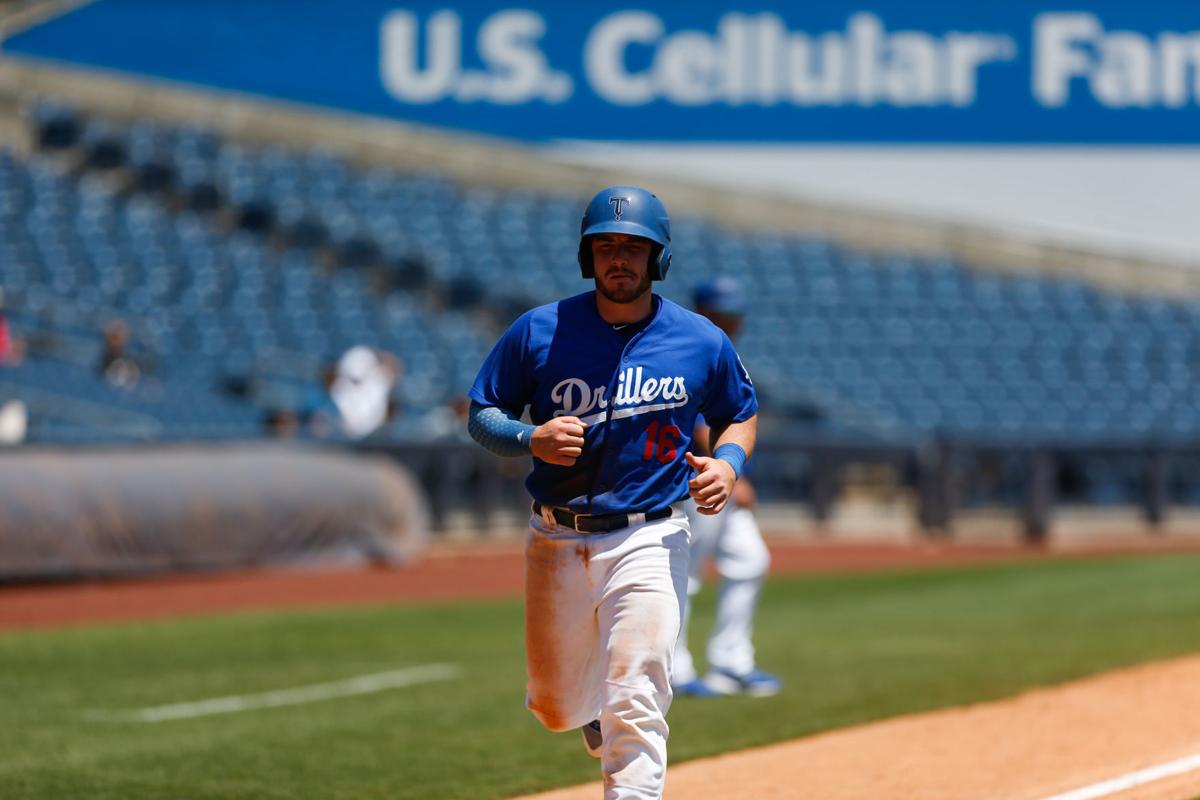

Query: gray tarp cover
<box><xmin>0</xmin><ymin>444</ymin><xmax>428</xmax><ymax>580</ymax></box>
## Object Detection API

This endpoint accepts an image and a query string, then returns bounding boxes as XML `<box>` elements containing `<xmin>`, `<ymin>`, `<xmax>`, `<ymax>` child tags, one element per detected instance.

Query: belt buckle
<box><xmin>538</xmin><ymin>504</ymin><xmax>608</xmax><ymax>534</ymax></box>
<box><xmin>541</xmin><ymin>505</ymin><xmax>587</xmax><ymax>533</ymax></box>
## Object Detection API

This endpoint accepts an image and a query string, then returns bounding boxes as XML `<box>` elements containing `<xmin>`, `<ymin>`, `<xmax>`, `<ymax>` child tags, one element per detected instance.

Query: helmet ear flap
<box><xmin>578</xmin><ymin>237</ymin><xmax>594</xmax><ymax>278</ymax></box>
<box><xmin>650</xmin><ymin>245</ymin><xmax>672</xmax><ymax>281</ymax></box>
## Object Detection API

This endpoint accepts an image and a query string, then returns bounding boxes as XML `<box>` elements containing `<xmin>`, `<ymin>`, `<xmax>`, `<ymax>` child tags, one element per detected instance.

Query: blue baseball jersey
<box><xmin>469</xmin><ymin>291</ymin><xmax>757</xmax><ymax>515</ymax></box>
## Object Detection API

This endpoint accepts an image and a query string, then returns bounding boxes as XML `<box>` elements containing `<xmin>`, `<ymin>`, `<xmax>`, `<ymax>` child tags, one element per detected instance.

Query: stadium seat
<box><xmin>6</xmin><ymin>106</ymin><xmax>1200</xmax><ymax>509</ymax></box>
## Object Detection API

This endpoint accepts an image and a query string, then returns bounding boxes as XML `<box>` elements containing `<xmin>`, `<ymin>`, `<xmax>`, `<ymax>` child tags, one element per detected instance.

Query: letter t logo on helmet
<box><xmin>578</xmin><ymin>186</ymin><xmax>673</xmax><ymax>281</ymax></box>
<box><xmin>609</xmin><ymin>196</ymin><xmax>629</xmax><ymax>220</ymax></box>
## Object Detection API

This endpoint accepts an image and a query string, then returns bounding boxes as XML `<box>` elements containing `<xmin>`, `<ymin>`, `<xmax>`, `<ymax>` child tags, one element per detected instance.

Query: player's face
<box><xmin>592</xmin><ymin>233</ymin><xmax>653</xmax><ymax>304</ymax></box>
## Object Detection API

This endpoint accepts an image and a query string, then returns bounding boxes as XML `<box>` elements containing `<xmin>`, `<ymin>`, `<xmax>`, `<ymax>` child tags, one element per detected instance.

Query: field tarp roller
<box><xmin>0</xmin><ymin>444</ymin><xmax>429</xmax><ymax>580</ymax></box>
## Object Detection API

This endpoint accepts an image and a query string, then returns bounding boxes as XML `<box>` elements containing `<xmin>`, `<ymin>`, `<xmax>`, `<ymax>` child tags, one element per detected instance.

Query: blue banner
<box><xmin>4</xmin><ymin>0</ymin><xmax>1200</xmax><ymax>143</ymax></box>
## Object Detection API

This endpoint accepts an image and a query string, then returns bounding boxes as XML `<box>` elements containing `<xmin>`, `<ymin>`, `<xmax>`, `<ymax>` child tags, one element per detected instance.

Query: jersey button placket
<box><xmin>590</xmin><ymin>336</ymin><xmax>639</xmax><ymax>507</ymax></box>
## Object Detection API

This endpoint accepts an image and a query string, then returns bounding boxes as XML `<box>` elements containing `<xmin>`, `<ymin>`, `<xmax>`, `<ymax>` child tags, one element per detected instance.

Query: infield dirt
<box><xmin>515</xmin><ymin>654</ymin><xmax>1200</xmax><ymax>800</ymax></box>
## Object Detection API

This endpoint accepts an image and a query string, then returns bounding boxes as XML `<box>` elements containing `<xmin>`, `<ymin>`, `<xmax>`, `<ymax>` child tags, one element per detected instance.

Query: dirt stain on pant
<box><xmin>526</xmin><ymin>533</ymin><xmax>567</xmax><ymax>729</ymax></box>
<box><xmin>575</xmin><ymin>540</ymin><xmax>591</xmax><ymax>568</ymax></box>
<box><xmin>526</xmin><ymin>530</ymin><xmax>593</xmax><ymax>732</ymax></box>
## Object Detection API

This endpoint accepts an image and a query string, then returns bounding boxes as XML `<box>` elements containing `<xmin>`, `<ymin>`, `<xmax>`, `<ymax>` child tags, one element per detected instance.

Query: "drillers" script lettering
<box><xmin>551</xmin><ymin>368</ymin><xmax>689</xmax><ymax>424</ymax></box>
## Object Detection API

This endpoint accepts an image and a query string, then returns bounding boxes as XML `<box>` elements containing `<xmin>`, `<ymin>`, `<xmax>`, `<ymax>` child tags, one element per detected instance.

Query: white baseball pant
<box><xmin>525</xmin><ymin>503</ymin><xmax>691</xmax><ymax>800</ymax></box>
<box><xmin>672</xmin><ymin>501</ymin><xmax>770</xmax><ymax>683</ymax></box>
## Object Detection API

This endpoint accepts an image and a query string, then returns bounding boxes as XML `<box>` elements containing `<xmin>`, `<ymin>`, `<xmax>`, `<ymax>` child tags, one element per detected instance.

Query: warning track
<box><xmin>1</xmin><ymin>536</ymin><xmax>1197</xmax><ymax>630</ymax></box>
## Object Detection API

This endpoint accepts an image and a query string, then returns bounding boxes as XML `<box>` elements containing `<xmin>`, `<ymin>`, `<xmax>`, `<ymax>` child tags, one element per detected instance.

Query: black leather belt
<box><xmin>532</xmin><ymin>502</ymin><xmax>672</xmax><ymax>534</ymax></box>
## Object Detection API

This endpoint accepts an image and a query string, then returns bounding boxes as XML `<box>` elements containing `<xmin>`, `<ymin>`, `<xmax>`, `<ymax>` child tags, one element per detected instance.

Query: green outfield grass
<box><xmin>3</xmin><ymin>553</ymin><xmax>1200</xmax><ymax>799</ymax></box>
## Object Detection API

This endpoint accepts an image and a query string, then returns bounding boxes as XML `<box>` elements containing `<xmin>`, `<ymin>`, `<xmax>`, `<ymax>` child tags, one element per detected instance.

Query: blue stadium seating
<box><xmin>7</xmin><ymin>103</ymin><xmax>1200</xmax><ymax>480</ymax></box>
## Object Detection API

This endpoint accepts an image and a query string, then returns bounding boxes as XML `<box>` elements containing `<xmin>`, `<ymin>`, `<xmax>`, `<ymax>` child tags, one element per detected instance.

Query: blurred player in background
<box><xmin>672</xmin><ymin>276</ymin><xmax>782</xmax><ymax>698</ymax></box>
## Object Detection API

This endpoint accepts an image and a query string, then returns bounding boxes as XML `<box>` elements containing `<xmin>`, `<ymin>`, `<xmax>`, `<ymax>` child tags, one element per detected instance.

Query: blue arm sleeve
<box><xmin>468</xmin><ymin>401</ymin><xmax>535</xmax><ymax>458</ymax></box>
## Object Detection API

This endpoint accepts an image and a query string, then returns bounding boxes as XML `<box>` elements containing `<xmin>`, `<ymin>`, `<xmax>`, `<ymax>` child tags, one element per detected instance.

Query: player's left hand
<box><xmin>684</xmin><ymin>451</ymin><xmax>736</xmax><ymax>515</ymax></box>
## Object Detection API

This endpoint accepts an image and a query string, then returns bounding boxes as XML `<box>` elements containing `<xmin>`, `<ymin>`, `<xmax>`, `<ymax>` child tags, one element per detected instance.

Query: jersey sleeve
<box><xmin>700</xmin><ymin>333</ymin><xmax>758</xmax><ymax>426</ymax></box>
<box><xmin>468</xmin><ymin>313</ymin><xmax>535</xmax><ymax>415</ymax></box>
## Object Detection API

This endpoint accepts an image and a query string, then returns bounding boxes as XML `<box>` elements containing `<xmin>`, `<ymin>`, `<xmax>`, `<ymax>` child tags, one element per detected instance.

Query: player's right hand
<box><xmin>531</xmin><ymin>416</ymin><xmax>587</xmax><ymax>466</ymax></box>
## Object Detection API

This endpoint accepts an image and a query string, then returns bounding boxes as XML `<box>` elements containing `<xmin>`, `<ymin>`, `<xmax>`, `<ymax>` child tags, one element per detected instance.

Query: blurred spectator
<box><xmin>328</xmin><ymin>345</ymin><xmax>401</xmax><ymax>439</ymax></box>
<box><xmin>263</xmin><ymin>408</ymin><xmax>301</xmax><ymax>438</ymax></box>
<box><xmin>0</xmin><ymin>400</ymin><xmax>27</xmax><ymax>445</ymax></box>
<box><xmin>0</xmin><ymin>290</ymin><xmax>8</xmax><ymax>362</ymax></box>
<box><xmin>99</xmin><ymin>319</ymin><xmax>141</xmax><ymax>388</ymax></box>
<box><xmin>0</xmin><ymin>289</ymin><xmax>25</xmax><ymax>366</ymax></box>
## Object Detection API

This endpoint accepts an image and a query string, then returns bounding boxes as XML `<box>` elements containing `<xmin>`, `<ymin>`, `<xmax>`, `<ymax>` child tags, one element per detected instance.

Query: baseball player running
<box><xmin>672</xmin><ymin>277</ymin><xmax>782</xmax><ymax>698</ymax></box>
<box><xmin>467</xmin><ymin>187</ymin><xmax>758</xmax><ymax>800</ymax></box>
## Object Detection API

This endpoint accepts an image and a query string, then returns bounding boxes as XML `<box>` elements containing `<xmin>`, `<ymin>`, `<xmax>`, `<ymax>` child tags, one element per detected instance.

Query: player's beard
<box><xmin>595</xmin><ymin>269</ymin><xmax>652</xmax><ymax>304</ymax></box>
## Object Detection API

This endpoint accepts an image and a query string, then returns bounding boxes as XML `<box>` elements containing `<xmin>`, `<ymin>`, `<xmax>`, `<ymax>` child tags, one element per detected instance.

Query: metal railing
<box><xmin>360</xmin><ymin>438</ymin><xmax>1200</xmax><ymax>542</ymax></box>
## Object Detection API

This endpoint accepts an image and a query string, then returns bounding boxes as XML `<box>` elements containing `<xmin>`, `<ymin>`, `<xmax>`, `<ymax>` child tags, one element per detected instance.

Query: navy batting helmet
<box><xmin>578</xmin><ymin>186</ymin><xmax>672</xmax><ymax>281</ymax></box>
<box><xmin>693</xmin><ymin>276</ymin><xmax>746</xmax><ymax>316</ymax></box>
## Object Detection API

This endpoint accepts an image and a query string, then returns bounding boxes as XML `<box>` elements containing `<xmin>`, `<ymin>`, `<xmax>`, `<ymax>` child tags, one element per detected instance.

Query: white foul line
<box><xmin>83</xmin><ymin>664</ymin><xmax>461</xmax><ymax>723</ymax></box>
<box><xmin>1040</xmin><ymin>751</ymin><xmax>1200</xmax><ymax>800</ymax></box>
